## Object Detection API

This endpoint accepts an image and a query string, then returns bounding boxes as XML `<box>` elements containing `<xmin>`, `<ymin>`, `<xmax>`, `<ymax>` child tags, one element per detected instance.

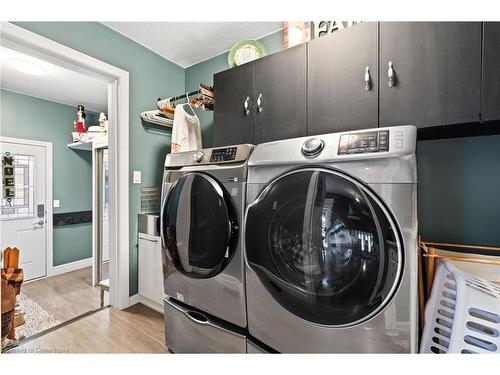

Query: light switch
<box><xmin>133</xmin><ymin>171</ymin><xmax>142</xmax><ymax>184</ymax></box>
<box><xmin>53</xmin><ymin>200</ymin><xmax>60</xmax><ymax>208</ymax></box>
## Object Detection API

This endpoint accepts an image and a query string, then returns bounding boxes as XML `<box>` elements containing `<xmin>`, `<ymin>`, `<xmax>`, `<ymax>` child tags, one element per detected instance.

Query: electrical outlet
<box><xmin>133</xmin><ymin>171</ymin><xmax>142</xmax><ymax>184</ymax></box>
<box><xmin>53</xmin><ymin>200</ymin><xmax>60</xmax><ymax>208</ymax></box>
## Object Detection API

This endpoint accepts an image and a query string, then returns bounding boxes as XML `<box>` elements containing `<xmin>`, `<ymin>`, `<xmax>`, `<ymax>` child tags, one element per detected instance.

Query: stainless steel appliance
<box><xmin>244</xmin><ymin>125</ymin><xmax>418</xmax><ymax>353</ymax></box>
<box><xmin>160</xmin><ymin>144</ymin><xmax>253</xmax><ymax>353</ymax></box>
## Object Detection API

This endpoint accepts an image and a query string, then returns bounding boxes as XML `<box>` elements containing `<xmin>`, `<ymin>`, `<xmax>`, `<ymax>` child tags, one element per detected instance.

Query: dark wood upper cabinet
<box><xmin>379</xmin><ymin>22</ymin><xmax>482</xmax><ymax>128</ymax></box>
<box><xmin>213</xmin><ymin>62</ymin><xmax>254</xmax><ymax>147</ymax></box>
<box><xmin>482</xmin><ymin>22</ymin><xmax>500</xmax><ymax>122</ymax></box>
<box><xmin>308</xmin><ymin>22</ymin><xmax>379</xmax><ymax>135</ymax></box>
<box><xmin>253</xmin><ymin>43</ymin><xmax>307</xmax><ymax>144</ymax></box>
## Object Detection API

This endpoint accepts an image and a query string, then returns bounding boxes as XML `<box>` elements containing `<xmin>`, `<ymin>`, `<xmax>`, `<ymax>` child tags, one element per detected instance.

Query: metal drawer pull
<box><xmin>388</xmin><ymin>61</ymin><xmax>396</xmax><ymax>87</ymax></box>
<box><xmin>257</xmin><ymin>93</ymin><xmax>263</xmax><ymax>113</ymax></box>
<box><xmin>364</xmin><ymin>66</ymin><xmax>371</xmax><ymax>91</ymax></box>
<box><xmin>243</xmin><ymin>96</ymin><xmax>250</xmax><ymax>115</ymax></box>
<box><xmin>186</xmin><ymin>310</ymin><xmax>209</xmax><ymax>325</ymax></box>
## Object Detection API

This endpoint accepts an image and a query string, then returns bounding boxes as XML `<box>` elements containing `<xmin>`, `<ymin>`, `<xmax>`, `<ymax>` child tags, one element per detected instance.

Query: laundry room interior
<box><xmin>1</xmin><ymin>2</ymin><xmax>500</xmax><ymax>368</ymax></box>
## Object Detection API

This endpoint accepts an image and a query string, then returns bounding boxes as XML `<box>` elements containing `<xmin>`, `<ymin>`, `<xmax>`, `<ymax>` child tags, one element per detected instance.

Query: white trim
<box><xmin>128</xmin><ymin>294</ymin><xmax>164</xmax><ymax>314</ymax></box>
<box><xmin>91</xmin><ymin>138</ymin><xmax>108</xmax><ymax>286</ymax></box>
<box><xmin>51</xmin><ymin>257</ymin><xmax>93</xmax><ymax>277</ymax></box>
<box><xmin>128</xmin><ymin>294</ymin><xmax>140</xmax><ymax>306</ymax></box>
<box><xmin>1</xmin><ymin>22</ymin><xmax>131</xmax><ymax>310</ymax></box>
<box><xmin>138</xmin><ymin>296</ymin><xmax>164</xmax><ymax>314</ymax></box>
<box><xmin>0</xmin><ymin>136</ymin><xmax>53</xmax><ymax>279</ymax></box>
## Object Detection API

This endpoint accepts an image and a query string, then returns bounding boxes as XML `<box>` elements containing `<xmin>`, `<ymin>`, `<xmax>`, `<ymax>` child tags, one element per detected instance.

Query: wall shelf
<box><xmin>68</xmin><ymin>136</ymin><xmax>108</xmax><ymax>151</ymax></box>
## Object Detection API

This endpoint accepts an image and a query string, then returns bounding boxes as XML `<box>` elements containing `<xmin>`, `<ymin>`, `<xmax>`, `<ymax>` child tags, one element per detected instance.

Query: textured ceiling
<box><xmin>1</xmin><ymin>46</ymin><xmax>108</xmax><ymax>112</ymax></box>
<box><xmin>103</xmin><ymin>22</ymin><xmax>283</xmax><ymax>68</ymax></box>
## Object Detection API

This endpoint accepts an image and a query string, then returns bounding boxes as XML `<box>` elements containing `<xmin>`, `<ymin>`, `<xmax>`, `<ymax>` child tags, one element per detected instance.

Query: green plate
<box><xmin>228</xmin><ymin>40</ymin><xmax>267</xmax><ymax>68</ymax></box>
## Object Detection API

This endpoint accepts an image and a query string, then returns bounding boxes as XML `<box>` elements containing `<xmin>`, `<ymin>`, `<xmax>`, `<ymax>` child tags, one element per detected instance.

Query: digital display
<box><xmin>338</xmin><ymin>130</ymin><xmax>389</xmax><ymax>155</ymax></box>
<box><xmin>210</xmin><ymin>147</ymin><xmax>237</xmax><ymax>162</ymax></box>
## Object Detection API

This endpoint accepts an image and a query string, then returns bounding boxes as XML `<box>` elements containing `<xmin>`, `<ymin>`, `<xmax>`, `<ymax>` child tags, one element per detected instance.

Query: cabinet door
<box><xmin>482</xmin><ymin>22</ymin><xmax>500</xmax><ymax>122</ymax></box>
<box><xmin>138</xmin><ymin>234</ymin><xmax>164</xmax><ymax>307</ymax></box>
<box><xmin>308</xmin><ymin>22</ymin><xmax>379</xmax><ymax>135</ymax></box>
<box><xmin>213</xmin><ymin>62</ymin><xmax>254</xmax><ymax>147</ymax></box>
<box><xmin>254</xmin><ymin>44</ymin><xmax>307</xmax><ymax>143</ymax></box>
<box><xmin>380</xmin><ymin>22</ymin><xmax>482</xmax><ymax>128</ymax></box>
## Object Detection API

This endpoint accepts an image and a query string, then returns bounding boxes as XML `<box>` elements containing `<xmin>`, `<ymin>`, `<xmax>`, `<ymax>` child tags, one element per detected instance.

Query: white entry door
<box><xmin>1</xmin><ymin>139</ymin><xmax>48</xmax><ymax>281</ymax></box>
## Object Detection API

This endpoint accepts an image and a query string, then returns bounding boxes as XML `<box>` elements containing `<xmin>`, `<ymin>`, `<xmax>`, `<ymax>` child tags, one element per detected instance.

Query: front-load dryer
<box><xmin>244</xmin><ymin>125</ymin><xmax>418</xmax><ymax>353</ymax></box>
<box><xmin>160</xmin><ymin>144</ymin><xmax>253</xmax><ymax>334</ymax></box>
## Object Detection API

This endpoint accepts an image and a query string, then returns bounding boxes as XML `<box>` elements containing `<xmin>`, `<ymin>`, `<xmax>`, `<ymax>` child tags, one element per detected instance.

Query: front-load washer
<box><xmin>160</xmin><ymin>144</ymin><xmax>253</xmax><ymax>351</ymax></box>
<box><xmin>244</xmin><ymin>125</ymin><xmax>418</xmax><ymax>353</ymax></box>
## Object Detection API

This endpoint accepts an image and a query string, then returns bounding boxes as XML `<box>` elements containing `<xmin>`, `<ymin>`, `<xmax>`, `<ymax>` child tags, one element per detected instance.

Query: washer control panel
<box><xmin>210</xmin><ymin>147</ymin><xmax>238</xmax><ymax>162</ymax></box>
<box><xmin>338</xmin><ymin>130</ymin><xmax>389</xmax><ymax>155</ymax></box>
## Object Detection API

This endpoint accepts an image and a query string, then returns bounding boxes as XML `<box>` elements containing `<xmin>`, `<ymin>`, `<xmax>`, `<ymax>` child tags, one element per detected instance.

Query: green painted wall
<box><xmin>417</xmin><ymin>135</ymin><xmax>500</xmax><ymax>248</ymax></box>
<box><xmin>14</xmin><ymin>22</ymin><xmax>185</xmax><ymax>295</ymax></box>
<box><xmin>0</xmin><ymin>89</ymin><xmax>93</xmax><ymax>266</ymax></box>
<box><xmin>185</xmin><ymin>30</ymin><xmax>284</xmax><ymax>147</ymax></box>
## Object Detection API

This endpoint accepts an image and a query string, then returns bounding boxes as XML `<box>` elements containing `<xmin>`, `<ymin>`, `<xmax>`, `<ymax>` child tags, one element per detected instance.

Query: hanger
<box><xmin>183</xmin><ymin>92</ymin><xmax>195</xmax><ymax>116</ymax></box>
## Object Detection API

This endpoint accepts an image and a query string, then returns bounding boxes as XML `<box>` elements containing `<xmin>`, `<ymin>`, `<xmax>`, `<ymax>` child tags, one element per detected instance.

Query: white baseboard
<box><xmin>50</xmin><ymin>257</ymin><xmax>93</xmax><ymax>277</ymax></box>
<box><xmin>128</xmin><ymin>293</ymin><xmax>164</xmax><ymax>314</ymax></box>
<box><xmin>128</xmin><ymin>293</ymin><xmax>140</xmax><ymax>307</ymax></box>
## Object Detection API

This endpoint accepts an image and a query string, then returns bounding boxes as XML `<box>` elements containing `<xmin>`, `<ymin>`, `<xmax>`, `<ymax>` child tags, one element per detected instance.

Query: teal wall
<box><xmin>14</xmin><ymin>22</ymin><xmax>185</xmax><ymax>295</ymax></box>
<box><xmin>185</xmin><ymin>30</ymin><xmax>284</xmax><ymax>147</ymax></box>
<box><xmin>0</xmin><ymin>89</ymin><xmax>93</xmax><ymax>266</ymax></box>
<box><xmin>417</xmin><ymin>135</ymin><xmax>500</xmax><ymax>247</ymax></box>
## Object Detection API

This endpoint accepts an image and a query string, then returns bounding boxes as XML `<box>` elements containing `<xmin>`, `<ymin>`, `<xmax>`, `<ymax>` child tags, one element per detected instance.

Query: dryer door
<box><xmin>245</xmin><ymin>167</ymin><xmax>404</xmax><ymax>327</ymax></box>
<box><xmin>161</xmin><ymin>172</ymin><xmax>238</xmax><ymax>278</ymax></box>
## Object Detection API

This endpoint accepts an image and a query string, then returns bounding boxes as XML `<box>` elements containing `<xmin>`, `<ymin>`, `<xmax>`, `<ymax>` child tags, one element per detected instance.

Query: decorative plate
<box><xmin>228</xmin><ymin>40</ymin><xmax>267</xmax><ymax>68</ymax></box>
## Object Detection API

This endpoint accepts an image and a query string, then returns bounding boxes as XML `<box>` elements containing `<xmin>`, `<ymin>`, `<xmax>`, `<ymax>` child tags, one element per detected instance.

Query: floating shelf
<box><xmin>68</xmin><ymin>140</ymin><xmax>93</xmax><ymax>151</ymax></box>
<box><xmin>68</xmin><ymin>135</ymin><xmax>108</xmax><ymax>151</ymax></box>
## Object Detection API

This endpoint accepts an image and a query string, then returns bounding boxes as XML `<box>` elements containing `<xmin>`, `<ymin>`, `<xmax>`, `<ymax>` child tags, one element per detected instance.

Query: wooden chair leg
<box><xmin>100</xmin><ymin>287</ymin><xmax>104</xmax><ymax>308</ymax></box>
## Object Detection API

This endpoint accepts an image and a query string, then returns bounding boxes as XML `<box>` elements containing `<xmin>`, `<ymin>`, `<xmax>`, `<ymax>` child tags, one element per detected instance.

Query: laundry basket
<box><xmin>420</xmin><ymin>260</ymin><xmax>500</xmax><ymax>353</ymax></box>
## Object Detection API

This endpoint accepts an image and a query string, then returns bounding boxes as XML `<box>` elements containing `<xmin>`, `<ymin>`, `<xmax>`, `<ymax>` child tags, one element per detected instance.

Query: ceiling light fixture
<box><xmin>8</xmin><ymin>58</ymin><xmax>46</xmax><ymax>76</ymax></box>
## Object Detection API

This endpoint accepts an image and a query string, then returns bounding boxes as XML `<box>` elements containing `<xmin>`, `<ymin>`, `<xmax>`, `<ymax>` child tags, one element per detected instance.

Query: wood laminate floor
<box><xmin>7</xmin><ymin>304</ymin><xmax>168</xmax><ymax>353</ymax></box>
<box><xmin>22</xmin><ymin>264</ymin><xmax>108</xmax><ymax>323</ymax></box>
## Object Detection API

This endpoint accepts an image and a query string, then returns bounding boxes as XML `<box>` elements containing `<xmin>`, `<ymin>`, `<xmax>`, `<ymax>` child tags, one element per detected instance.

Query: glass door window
<box><xmin>245</xmin><ymin>168</ymin><xmax>403</xmax><ymax>326</ymax></box>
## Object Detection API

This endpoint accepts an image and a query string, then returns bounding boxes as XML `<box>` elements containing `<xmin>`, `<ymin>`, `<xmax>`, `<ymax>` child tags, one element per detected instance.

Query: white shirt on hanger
<box><xmin>171</xmin><ymin>103</ymin><xmax>202</xmax><ymax>153</ymax></box>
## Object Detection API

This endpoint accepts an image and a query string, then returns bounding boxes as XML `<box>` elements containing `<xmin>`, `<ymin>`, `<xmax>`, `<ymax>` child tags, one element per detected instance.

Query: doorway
<box><xmin>1</xmin><ymin>22</ymin><xmax>130</xmax><ymax>346</ymax></box>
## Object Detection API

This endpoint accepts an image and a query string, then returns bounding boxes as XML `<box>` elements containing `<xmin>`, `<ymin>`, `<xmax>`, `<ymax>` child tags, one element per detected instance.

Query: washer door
<box><xmin>245</xmin><ymin>168</ymin><xmax>404</xmax><ymax>327</ymax></box>
<box><xmin>161</xmin><ymin>172</ymin><xmax>238</xmax><ymax>278</ymax></box>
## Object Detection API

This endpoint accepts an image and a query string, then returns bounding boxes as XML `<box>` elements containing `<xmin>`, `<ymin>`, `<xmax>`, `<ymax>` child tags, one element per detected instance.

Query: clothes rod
<box><xmin>158</xmin><ymin>89</ymin><xmax>201</xmax><ymax>104</ymax></box>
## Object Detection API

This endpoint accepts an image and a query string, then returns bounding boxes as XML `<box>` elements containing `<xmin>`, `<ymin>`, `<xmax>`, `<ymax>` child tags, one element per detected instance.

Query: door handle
<box><xmin>364</xmin><ymin>66</ymin><xmax>371</xmax><ymax>91</ymax></box>
<box><xmin>243</xmin><ymin>96</ymin><xmax>250</xmax><ymax>116</ymax></box>
<box><xmin>256</xmin><ymin>93</ymin><xmax>263</xmax><ymax>113</ymax></box>
<box><xmin>388</xmin><ymin>61</ymin><xmax>396</xmax><ymax>87</ymax></box>
<box><xmin>33</xmin><ymin>219</ymin><xmax>44</xmax><ymax>227</ymax></box>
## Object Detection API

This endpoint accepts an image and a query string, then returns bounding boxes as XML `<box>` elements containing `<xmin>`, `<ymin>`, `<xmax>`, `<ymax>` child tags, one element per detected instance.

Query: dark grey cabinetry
<box><xmin>213</xmin><ymin>63</ymin><xmax>254</xmax><ymax>147</ymax></box>
<box><xmin>482</xmin><ymin>22</ymin><xmax>500</xmax><ymax>122</ymax></box>
<box><xmin>253</xmin><ymin>44</ymin><xmax>307</xmax><ymax>143</ymax></box>
<box><xmin>213</xmin><ymin>44</ymin><xmax>307</xmax><ymax>146</ymax></box>
<box><xmin>379</xmin><ymin>22</ymin><xmax>482</xmax><ymax>128</ymax></box>
<box><xmin>308</xmin><ymin>22</ymin><xmax>379</xmax><ymax>135</ymax></box>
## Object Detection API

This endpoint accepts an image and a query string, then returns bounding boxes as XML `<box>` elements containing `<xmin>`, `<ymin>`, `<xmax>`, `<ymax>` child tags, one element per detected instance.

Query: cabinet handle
<box><xmin>243</xmin><ymin>96</ymin><xmax>250</xmax><ymax>116</ymax></box>
<box><xmin>364</xmin><ymin>66</ymin><xmax>371</xmax><ymax>91</ymax></box>
<box><xmin>257</xmin><ymin>93</ymin><xmax>263</xmax><ymax>113</ymax></box>
<box><xmin>388</xmin><ymin>61</ymin><xmax>396</xmax><ymax>87</ymax></box>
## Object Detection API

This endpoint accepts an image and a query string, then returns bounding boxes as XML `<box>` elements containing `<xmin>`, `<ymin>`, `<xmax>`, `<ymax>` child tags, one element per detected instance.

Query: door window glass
<box><xmin>246</xmin><ymin>168</ymin><xmax>403</xmax><ymax>326</ymax></box>
<box><xmin>1</xmin><ymin>154</ymin><xmax>35</xmax><ymax>219</ymax></box>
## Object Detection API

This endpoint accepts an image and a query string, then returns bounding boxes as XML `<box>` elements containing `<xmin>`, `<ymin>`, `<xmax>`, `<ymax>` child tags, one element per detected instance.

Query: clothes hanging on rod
<box><xmin>157</xmin><ymin>84</ymin><xmax>214</xmax><ymax>113</ymax></box>
<box><xmin>171</xmin><ymin>101</ymin><xmax>202</xmax><ymax>153</ymax></box>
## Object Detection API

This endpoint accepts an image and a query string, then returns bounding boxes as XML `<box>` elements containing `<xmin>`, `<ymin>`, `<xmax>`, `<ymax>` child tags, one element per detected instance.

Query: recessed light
<box><xmin>8</xmin><ymin>59</ymin><xmax>46</xmax><ymax>76</ymax></box>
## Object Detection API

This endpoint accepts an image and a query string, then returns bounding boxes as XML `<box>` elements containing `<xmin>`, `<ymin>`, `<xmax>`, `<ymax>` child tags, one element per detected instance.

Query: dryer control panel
<box><xmin>338</xmin><ymin>130</ymin><xmax>389</xmax><ymax>155</ymax></box>
<box><xmin>210</xmin><ymin>147</ymin><xmax>237</xmax><ymax>162</ymax></box>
